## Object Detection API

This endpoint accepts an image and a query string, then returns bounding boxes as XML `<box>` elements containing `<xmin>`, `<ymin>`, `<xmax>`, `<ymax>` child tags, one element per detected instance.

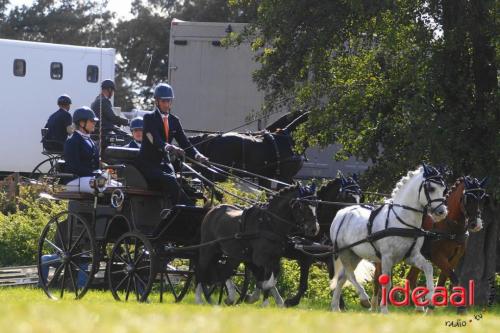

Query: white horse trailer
<box><xmin>168</xmin><ymin>19</ymin><xmax>369</xmax><ymax>178</ymax></box>
<box><xmin>0</xmin><ymin>39</ymin><xmax>115</xmax><ymax>174</ymax></box>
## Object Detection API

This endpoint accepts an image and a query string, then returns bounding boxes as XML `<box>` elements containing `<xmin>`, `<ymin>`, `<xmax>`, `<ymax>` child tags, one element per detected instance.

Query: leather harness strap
<box><xmin>264</xmin><ymin>133</ymin><xmax>281</xmax><ymax>176</ymax></box>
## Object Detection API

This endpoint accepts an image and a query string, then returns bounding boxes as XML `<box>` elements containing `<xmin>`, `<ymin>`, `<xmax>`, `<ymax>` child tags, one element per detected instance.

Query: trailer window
<box><xmin>87</xmin><ymin>65</ymin><xmax>99</xmax><ymax>83</ymax></box>
<box><xmin>13</xmin><ymin>59</ymin><xmax>26</xmax><ymax>77</ymax></box>
<box><xmin>50</xmin><ymin>62</ymin><xmax>63</xmax><ymax>80</ymax></box>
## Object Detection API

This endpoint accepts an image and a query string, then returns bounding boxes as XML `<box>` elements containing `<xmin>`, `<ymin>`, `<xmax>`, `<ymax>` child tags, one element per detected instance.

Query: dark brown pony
<box><xmin>194</xmin><ymin>184</ymin><xmax>319</xmax><ymax>306</ymax></box>
<box><xmin>371</xmin><ymin>176</ymin><xmax>487</xmax><ymax>310</ymax></box>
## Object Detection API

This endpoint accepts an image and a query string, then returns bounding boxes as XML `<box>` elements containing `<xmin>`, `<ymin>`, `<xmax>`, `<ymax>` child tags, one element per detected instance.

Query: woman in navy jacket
<box><xmin>64</xmin><ymin>107</ymin><xmax>100</xmax><ymax>192</ymax></box>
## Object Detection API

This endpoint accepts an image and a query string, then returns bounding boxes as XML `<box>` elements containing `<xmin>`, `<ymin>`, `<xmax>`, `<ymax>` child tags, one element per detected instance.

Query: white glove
<box><xmin>195</xmin><ymin>153</ymin><xmax>209</xmax><ymax>162</ymax></box>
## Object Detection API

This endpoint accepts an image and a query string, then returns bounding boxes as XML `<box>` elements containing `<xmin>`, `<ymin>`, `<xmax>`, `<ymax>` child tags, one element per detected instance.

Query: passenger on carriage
<box><xmin>137</xmin><ymin>83</ymin><xmax>208</xmax><ymax>206</ymax></box>
<box><xmin>41</xmin><ymin>94</ymin><xmax>73</xmax><ymax>152</ymax></box>
<box><xmin>90</xmin><ymin>79</ymin><xmax>129</xmax><ymax>135</ymax></box>
<box><xmin>127</xmin><ymin>117</ymin><xmax>143</xmax><ymax>149</ymax></box>
<box><xmin>64</xmin><ymin>107</ymin><xmax>120</xmax><ymax>192</ymax></box>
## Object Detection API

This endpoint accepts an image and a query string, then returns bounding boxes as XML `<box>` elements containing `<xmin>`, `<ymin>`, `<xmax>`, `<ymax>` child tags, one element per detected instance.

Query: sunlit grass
<box><xmin>0</xmin><ymin>287</ymin><xmax>498</xmax><ymax>333</ymax></box>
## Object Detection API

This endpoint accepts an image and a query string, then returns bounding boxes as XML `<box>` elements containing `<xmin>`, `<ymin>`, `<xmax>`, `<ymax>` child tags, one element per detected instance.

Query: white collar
<box><xmin>156</xmin><ymin>108</ymin><xmax>170</xmax><ymax>118</ymax></box>
<box><xmin>134</xmin><ymin>140</ymin><xmax>142</xmax><ymax>147</ymax></box>
<box><xmin>75</xmin><ymin>130</ymin><xmax>91</xmax><ymax>138</ymax></box>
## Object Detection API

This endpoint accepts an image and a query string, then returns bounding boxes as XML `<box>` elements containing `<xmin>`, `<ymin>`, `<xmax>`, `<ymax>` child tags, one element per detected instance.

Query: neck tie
<box><xmin>163</xmin><ymin>114</ymin><xmax>170</xmax><ymax>142</ymax></box>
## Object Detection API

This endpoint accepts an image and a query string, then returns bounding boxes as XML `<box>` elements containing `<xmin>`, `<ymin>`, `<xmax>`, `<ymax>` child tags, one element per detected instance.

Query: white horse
<box><xmin>329</xmin><ymin>164</ymin><xmax>448</xmax><ymax>313</ymax></box>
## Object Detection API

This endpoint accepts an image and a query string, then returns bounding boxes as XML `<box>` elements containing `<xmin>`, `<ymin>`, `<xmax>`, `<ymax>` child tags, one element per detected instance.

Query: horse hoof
<box><xmin>456</xmin><ymin>307</ymin><xmax>467</xmax><ymax>315</ymax></box>
<box><xmin>224</xmin><ymin>298</ymin><xmax>236</xmax><ymax>306</ymax></box>
<box><xmin>244</xmin><ymin>295</ymin><xmax>259</xmax><ymax>304</ymax></box>
<box><xmin>284</xmin><ymin>299</ymin><xmax>299</xmax><ymax>307</ymax></box>
<box><xmin>360</xmin><ymin>299</ymin><xmax>371</xmax><ymax>309</ymax></box>
<box><xmin>415</xmin><ymin>306</ymin><xmax>425</xmax><ymax>313</ymax></box>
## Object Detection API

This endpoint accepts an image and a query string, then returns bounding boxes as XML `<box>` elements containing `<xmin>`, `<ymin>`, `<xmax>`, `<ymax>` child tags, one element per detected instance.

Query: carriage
<box><xmin>37</xmin><ymin>146</ymin><xmax>250</xmax><ymax>303</ymax></box>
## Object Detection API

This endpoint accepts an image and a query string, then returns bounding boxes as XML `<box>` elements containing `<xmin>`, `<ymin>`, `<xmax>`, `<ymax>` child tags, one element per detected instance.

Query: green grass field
<box><xmin>0</xmin><ymin>287</ymin><xmax>498</xmax><ymax>333</ymax></box>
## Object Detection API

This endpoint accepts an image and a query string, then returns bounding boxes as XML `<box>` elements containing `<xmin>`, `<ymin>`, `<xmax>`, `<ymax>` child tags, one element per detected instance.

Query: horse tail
<box><xmin>330</xmin><ymin>256</ymin><xmax>344</xmax><ymax>290</ymax></box>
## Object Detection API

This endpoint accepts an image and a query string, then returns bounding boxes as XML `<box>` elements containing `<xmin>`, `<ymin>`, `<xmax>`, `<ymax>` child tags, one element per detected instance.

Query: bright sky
<box><xmin>8</xmin><ymin>0</ymin><xmax>134</xmax><ymax>19</ymax></box>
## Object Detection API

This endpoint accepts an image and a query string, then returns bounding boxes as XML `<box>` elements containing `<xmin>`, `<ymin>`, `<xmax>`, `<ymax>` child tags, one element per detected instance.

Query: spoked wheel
<box><xmin>30</xmin><ymin>156</ymin><xmax>58</xmax><ymax>179</ymax></box>
<box><xmin>108</xmin><ymin>231</ymin><xmax>157</xmax><ymax>302</ymax></box>
<box><xmin>202</xmin><ymin>262</ymin><xmax>250</xmax><ymax>305</ymax></box>
<box><xmin>159</xmin><ymin>256</ymin><xmax>194</xmax><ymax>303</ymax></box>
<box><xmin>37</xmin><ymin>211</ymin><xmax>96</xmax><ymax>300</ymax></box>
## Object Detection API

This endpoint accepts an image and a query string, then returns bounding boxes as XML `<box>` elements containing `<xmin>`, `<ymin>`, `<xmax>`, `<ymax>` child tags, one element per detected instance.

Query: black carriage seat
<box><xmin>41</xmin><ymin>128</ymin><xmax>64</xmax><ymax>155</ymax></box>
<box><xmin>103</xmin><ymin>146</ymin><xmax>162</xmax><ymax>195</ymax></box>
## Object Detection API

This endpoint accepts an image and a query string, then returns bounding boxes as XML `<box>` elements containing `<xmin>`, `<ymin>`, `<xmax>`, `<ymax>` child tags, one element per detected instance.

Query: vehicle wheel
<box><xmin>201</xmin><ymin>261</ymin><xmax>250</xmax><ymax>305</ymax></box>
<box><xmin>160</xmin><ymin>256</ymin><xmax>194</xmax><ymax>303</ymax></box>
<box><xmin>108</xmin><ymin>231</ymin><xmax>156</xmax><ymax>302</ymax></box>
<box><xmin>30</xmin><ymin>157</ymin><xmax>58</xmax><ymax>179</ymax></box>
<box><xmin>37</xmin><ymin>211</ymin><xmax>96</xmax><ymax>300</ymax></box>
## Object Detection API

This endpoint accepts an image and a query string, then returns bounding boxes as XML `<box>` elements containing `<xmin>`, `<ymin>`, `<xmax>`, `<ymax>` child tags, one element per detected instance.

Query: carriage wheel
<box><xmin>37</xmin><ymin>211</ymin><xmax>97</xmax><ymax>300</ymax></box>
<box><xmin>108</xmin><ymin>231</ymin><xmax>157</xmax><ymax>302</ymax></box>
<box><xmin>160</xmin><ymin>256</ymin><xmax>194</xmax><ymax>303</ymax></box>
<box><xmin>30</xmin><ymin>157</ymin><xmax>58</xmax><ymax>179</ymax></box>
<box><xmin>201</xmin><ymin>262</ymin><xmax>250</xmax><ymax>305</ymax></box>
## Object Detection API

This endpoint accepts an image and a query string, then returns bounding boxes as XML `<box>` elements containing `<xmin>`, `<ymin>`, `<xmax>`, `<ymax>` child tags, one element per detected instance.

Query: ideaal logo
<box><xmin>379</xmin><ymin>274</ymin><xmax>497</xmax><ymax>328</ymax></box>
<box><xmin>378</xmin><ymin>274</ymin><xmax>474</xmax><ymax>307</ymax></box>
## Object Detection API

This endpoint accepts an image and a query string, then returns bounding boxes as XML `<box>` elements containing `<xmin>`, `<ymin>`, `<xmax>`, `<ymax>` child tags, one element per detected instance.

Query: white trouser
<box><xmin>65</xmin><ymin>173</ymin><xmax>121</xmax><ymax>193</ymax></box>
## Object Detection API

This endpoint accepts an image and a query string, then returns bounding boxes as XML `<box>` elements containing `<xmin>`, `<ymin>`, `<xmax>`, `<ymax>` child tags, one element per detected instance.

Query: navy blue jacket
<box><xmin>138</xmin><ymin>108</ymin><xmax>199</xmax><ymax>166</ymax></box>
<box><xmin>64</xmin><ymin>131</ymin><xmax>99</xmax><ymax>177</ymax></box>
<box><xmin>42</xmin><ymin>108</ymin><xmax>72</xmax><ymax>152</ymax></box>
<box><xmin>91</xmin><ymin>94</ymin><xmax>128</xmax><ymax>130</ymax></box>
<box><xmin>128</xmin><ymin>140</ymin><xmax>141</xmax><ymax>149</ymax></box>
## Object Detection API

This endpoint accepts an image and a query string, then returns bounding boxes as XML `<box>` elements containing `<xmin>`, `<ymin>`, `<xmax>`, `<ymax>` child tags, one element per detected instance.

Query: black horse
<box><xmin>188</xmin><ymin>112</ymin><xmax>309</xmax><ymax>187</ymax></box>
<box><xmin>194</xmin><ymin>184</ymin><xmax>319</xmax><ymax>306</ymax></box>
<box><xmin>282</xmin><ymin>173</ymin><xmax>362</xmax><ymax>307</ymax></box>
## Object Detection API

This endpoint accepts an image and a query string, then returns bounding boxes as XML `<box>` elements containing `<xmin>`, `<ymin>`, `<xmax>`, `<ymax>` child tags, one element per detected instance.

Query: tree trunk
<box><xmin>457</xmin><ymin>199</ymin><xmax>499</xmax><ymax>306</ymax></box>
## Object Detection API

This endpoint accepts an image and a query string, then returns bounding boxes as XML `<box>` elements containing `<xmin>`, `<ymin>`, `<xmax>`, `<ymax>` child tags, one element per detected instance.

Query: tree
<box><xmin>0</xmin><ymin>0</ymin><xmax>114</xmax><ymax>45</ymax></box>
<box><xmin>244</xmin><ymin>0</ymin><xmax>499</xmax><ymax>196</ymax></box>
<box><xmin>247</xmin><ymin>0</ymin><xmax>499</xmax><ymax>305</ymax></box>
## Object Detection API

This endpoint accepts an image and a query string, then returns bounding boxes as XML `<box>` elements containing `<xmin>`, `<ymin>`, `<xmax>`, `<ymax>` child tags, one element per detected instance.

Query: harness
<box><xmin>264</xmin><ymin>133</ymin><xmax>281</xmax><ymax>176</ymax></box>
<box><xmin>363</xmin><ymin>204</ymin><xmax>424</xmax><ymax>259</ymax></box>
<box><xmin>330</xmin><ymin>172</ymin><xmax>447</xmax><ymax>259</ymax></box>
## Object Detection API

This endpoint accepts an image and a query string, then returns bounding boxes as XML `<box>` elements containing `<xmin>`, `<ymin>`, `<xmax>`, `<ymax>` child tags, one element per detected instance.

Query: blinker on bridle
<box><xmin>460</xmin><ymin>187</ymin><xmax>486</xmax><ymax>225</ymax></box>
<box><xmin>418</xmin><ymin>174</ymin><xmax>447</xmax><ymax>215</ymax></box>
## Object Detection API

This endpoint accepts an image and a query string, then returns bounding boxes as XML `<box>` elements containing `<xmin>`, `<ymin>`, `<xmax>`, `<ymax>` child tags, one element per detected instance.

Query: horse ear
<box><xmin>479</xmin><ymin>177</ymin><xmax>488</xmax><ymax>188</ymax></box>
<box><xmin>463</xmin><ymin>176</ymin><xmax>471</xmax><ymax>188</ymax></box>
<box><xmin>422</xmin><ymin>162</ymin><xmax>430</xmax><ymax>176</ymax></box>
<box><xmin>298</xmin><ymin>186</ymin><xmax>304</xmax><ymax>197</ymax></box>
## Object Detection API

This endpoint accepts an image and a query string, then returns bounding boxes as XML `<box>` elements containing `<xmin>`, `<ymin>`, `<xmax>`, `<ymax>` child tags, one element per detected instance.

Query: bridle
<box><xmin>339</xmin><ymin>182</ymin><xmax>362</xmax><ymax>202</ymax></box>
<box><xmin>261</xmin><ymin>190</ymin><xmax>318</xmax><ymax>235</ymax></box>
<box><xmin>460</xmin><ymin>186</ymin><xmax>486</xmax><ymax>227</ymax></box>
<box><xmin>418</xmin><ymin>174</ymin><xmax>447</xmax><ymax>215</ymax></box>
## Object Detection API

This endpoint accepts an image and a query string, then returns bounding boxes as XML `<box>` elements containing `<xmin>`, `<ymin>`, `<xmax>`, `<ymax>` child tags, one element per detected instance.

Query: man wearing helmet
<box><xmin>42</xmin><ymin>94</ymin><xmax>73</xmax><ymax>152</ymax></box>
<box><xmin>137</xmin><ymin>83</ymin><xmax>208</xmax><ymax>205</ymax></box>
<box><xmin>128</xmin><ymin>117</ymin><xmax>143</xmax><ymax>149</ymax></box>
<box><xmin>91</xmin><ymin>79</ymin><xmax>129</xmax><ymax>134</ymax></box>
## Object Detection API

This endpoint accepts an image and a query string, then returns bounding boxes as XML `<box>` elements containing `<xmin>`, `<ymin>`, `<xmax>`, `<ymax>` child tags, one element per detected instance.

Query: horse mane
<box><xmin>222</xmin><ymin>132</ymin><xmax>263</xmax><ymax>142</ymax></box>
<box><xmin>389</xmin><ymin>166</ymin><xmax>423</xmax><ymax>200</ymax></box>
<box><xmin>317</xmin><ymin>178</ymin><xmax>341</xmax><ymax>199</ymax></box>
<box><xmin>445</xmin><ymin>177</ymin><xmax>464</xmax><ymax>201</ymax></box>
<box><xmin>268</xmin><ymin>184</ymin><xmax>300</xmax><ymax>208</ymax></box>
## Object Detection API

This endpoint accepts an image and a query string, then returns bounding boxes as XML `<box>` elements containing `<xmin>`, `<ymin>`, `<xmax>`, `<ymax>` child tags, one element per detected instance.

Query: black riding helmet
<box><xmin>57</xmin><ymin>94</ymin><xmax>72</xmax><ymax>106</ymax></box>
<box><xmin>73</xmin><ymin>106</ymin><xmax>99</xmax><ymax>126</ymax></box>
<box><xmin>101</xmin><ymin>79</ymin><xmax>115</xmax><ymax>90</ymax></box>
